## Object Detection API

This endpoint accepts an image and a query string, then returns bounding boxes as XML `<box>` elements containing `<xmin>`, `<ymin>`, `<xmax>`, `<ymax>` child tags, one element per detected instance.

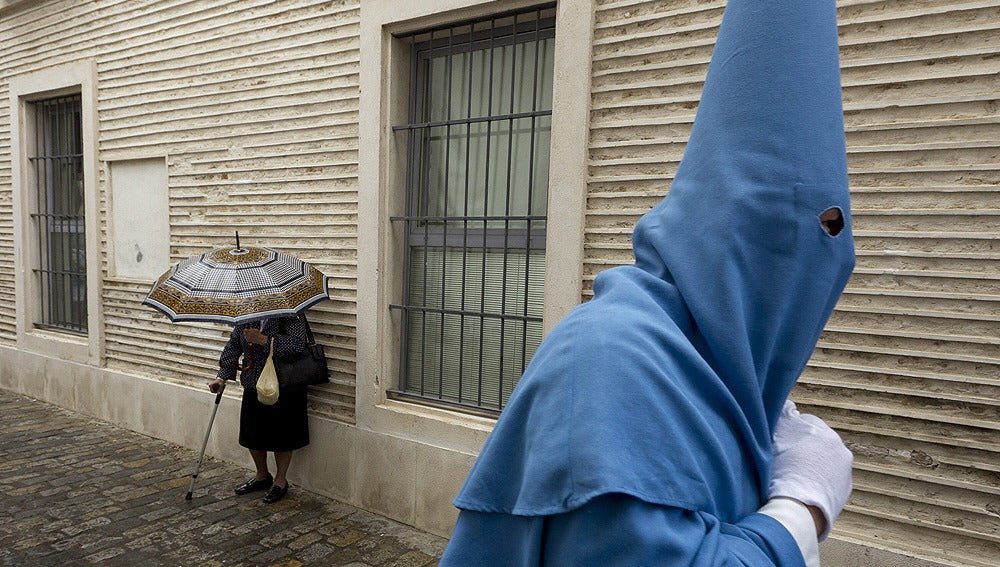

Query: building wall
<box><xmin>0</xmin><ymin>0</ymin><xmax>588</xmax><ymax>541</ymax></box>
<box><xmin>817</xmin><ymin>4</ymin><xmax>1000</xmax><ymax>561</ymax></box>
<box><xmin>0</xmin><ymin>0</ymin><xmax>375</xmax><ymax>531</ymax></box>
<box><xmin>0</xmin><ymin>0</ymin><xmax>360</xmax><ymax>421</ymax></box>
<box><xmin>0</xmin><ymin>0</ymin><xmax>997</xmax><ymax>563</ymax></box>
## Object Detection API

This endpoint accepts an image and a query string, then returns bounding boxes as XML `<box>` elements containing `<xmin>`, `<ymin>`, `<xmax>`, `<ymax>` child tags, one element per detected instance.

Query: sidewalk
<box><xmin>0</xmin><ymin>389</ymin><xmax>447</xmax><ymax>567</ymax></box>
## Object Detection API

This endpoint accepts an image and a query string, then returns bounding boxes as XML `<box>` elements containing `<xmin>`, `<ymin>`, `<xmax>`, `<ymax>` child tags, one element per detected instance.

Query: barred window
<box><xmin>28</xmin><ymin>95</ymin><xmax>87</xmax><ymax>333</ymax></box>
<box><xmin>391</xmin><ymin>5</ymin><xmax>555</xmax><ymax>413</ymax></box>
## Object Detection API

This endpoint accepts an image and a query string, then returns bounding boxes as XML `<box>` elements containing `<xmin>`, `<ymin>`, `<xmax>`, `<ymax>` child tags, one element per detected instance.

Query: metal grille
<box><xmin>390</xmin><ymin>5</ymin><xmax>556</xmax><ymax>412</ymax></box>
<box><xmin>28</xmin><ymin>95</ymin><xmax>87</xmax><ymax>333</ymax></box>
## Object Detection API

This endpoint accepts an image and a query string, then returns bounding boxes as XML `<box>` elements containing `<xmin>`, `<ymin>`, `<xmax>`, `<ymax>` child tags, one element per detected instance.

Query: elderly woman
<box><xmin>208</xmin><ymin>314</ymin><xmax>310</xmax><ymax>504</ymax></box>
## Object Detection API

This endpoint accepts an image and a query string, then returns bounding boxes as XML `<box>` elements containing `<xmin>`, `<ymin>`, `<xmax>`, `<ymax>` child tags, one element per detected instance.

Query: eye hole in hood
<box><xmin>820</xmin><ymin>207</ymin><xmax>844</xmax><ymax>236</ymax></box>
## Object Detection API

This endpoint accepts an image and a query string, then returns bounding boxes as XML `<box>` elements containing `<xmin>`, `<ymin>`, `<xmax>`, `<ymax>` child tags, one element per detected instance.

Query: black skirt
<box><xmin>239</xmin><ymin>386</ymin><xmax>309</xmax><ymax>452</ymax></box>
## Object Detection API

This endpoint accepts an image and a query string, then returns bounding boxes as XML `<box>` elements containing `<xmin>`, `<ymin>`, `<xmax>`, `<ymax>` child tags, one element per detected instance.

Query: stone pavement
<box><xmin>0</xmin><ymin>389</ymin><xmax>448</xmax><ymax>566</ymax></box>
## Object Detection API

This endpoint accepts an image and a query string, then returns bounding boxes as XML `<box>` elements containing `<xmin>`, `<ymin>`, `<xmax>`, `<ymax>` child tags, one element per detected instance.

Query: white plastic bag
<box><xmin>256</xmin><ymin>341</ymin><xmax>280</xmax><ymax>406</ymax></box>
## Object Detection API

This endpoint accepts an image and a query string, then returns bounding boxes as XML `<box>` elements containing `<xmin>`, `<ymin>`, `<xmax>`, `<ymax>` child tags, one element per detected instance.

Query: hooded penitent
<box><xmin>451</xmin><ymin>0</ymin><xmax>855</xmax><ymax>529</ymax></box>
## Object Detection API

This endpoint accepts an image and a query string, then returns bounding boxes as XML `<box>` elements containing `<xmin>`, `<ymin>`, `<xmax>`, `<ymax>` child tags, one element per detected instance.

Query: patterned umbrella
<box><xmin>143</xmin><ymin>244</ymin><xmax>329</xmax><ymax>324</ymax></box>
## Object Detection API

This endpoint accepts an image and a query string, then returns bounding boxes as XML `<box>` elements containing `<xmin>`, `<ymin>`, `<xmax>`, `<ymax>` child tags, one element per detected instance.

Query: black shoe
<box><xmin>262</xmin><ymin>483</ymin><xmax>288</xmax><ymax>504</ymax></box>
<box><xmin>234</xmin><ymin>474</ymin><xmax>273</xmax><ymax>495</ymax></box>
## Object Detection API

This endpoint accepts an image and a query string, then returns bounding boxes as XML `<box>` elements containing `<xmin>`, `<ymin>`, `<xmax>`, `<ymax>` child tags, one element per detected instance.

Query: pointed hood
<box><xmin>454</xmin><ymin>0</ymin><xmax>855</xmax><ymax>521</ymax></box>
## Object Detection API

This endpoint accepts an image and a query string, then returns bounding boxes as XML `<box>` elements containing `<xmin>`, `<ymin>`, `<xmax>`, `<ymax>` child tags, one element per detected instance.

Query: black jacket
<box><xmin>217</xmin><ymin>315</ymin><xmax>308</xmax><ymax>389</ymax></box>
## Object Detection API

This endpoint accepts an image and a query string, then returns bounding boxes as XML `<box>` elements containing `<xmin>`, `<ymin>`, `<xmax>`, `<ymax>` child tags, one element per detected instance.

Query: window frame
<box><xmin>388</xmin><ymin>5</ymin><xmax>556</xmax><ymax>414</ymax></box>
<box><xmin>27</xmin><ymin>94</ymin><xmax>88</xmax><ymax>334</ymax></box>
<box><xmin>355</xmin><ymin>0</ymin><xmax>590</xmax><ymax>440</ymax></box>
<box><xmin>9</xmin><ymin>60</ymin><xmax>101</xmax><ymax>365</ymax></box>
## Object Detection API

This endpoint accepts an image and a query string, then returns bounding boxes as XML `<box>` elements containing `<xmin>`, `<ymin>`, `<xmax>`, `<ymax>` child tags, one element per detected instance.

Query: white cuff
<box><xmin>758</xmin><ymin>497</ymin><xmax>820</xmax><ymax>567</ymax></box>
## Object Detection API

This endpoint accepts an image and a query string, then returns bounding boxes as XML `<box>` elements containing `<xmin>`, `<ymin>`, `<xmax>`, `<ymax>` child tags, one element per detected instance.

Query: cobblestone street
<box><xmin>0</xmin><ymin>389</ymin><xmax>447</xmax><ymax>566</ymax></box>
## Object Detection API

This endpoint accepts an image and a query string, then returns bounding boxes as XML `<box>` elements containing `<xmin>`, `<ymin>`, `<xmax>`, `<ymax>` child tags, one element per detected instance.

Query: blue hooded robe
<box><xmin>440</xmin><ymin>0</ymin><xmax>855</xmax><ymax>564</ymax></box>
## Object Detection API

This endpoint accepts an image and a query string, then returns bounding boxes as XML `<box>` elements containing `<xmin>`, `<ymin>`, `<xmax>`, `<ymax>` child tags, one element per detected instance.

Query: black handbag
<box><xmin>274</xmin><ymin>316</ymin><xmax>330</xmax><ymax>389</ymax></box>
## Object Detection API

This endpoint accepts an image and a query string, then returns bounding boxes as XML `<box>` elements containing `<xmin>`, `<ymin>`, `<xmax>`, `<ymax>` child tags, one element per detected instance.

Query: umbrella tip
<box><xmin>235</xmin><ymin>231</ymin><xmax>240</xmax><ymax>249</ymax></box>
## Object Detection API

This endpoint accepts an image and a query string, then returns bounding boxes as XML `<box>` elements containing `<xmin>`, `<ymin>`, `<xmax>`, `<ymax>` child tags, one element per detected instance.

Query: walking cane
<box><xmin>186</xmin><ymin>390</ymin><xmax>223</xmax><ymax>500</ymax></box>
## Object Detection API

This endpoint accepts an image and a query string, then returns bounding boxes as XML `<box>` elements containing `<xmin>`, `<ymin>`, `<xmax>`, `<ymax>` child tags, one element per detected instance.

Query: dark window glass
<box><xmin>29</xmin><ymin>95</ymin><xmax>87</xmax><ymax>333</ymax></box>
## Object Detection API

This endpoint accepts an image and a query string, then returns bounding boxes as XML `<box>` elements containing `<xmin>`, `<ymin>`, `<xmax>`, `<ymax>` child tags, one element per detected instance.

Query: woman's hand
<box><xmin>243</xmin><ymin>328</ymin><xmax>269</xmax><ymax>345</ymax></box>
<box><xmin>209</xmin><ymin>378</ymin><xmax>226</xmax><ymax>394</ymax></box>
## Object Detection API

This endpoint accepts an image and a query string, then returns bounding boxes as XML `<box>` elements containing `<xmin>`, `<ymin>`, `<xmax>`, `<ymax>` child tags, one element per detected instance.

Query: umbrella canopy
<box><xmin>143</xmin><ymin>245</ymin><xmax>329</xmax><ymax>324</ymax></box>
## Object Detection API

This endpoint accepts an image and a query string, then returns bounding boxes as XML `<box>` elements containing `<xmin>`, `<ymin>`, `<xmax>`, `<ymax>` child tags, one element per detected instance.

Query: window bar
<box><xmin>74</xmin><ymin>100</ymin><xmax>85</xmax><ymax>332</ymax></box>
<box><xmin>458</xmin><ymin>20</ymin><xmax>477</xmax><ymax>406</ymax></box>
<box><xmin>45</xmin><ymin>101</ymin><xmax>53</xmax><ymax>328</ymax></box>
<box><xmin>68</xmin><ymin>101</ymin><xmax>74</xmax><ymax>330</ymax></box>
<box><xmin>54</xmin><ymin>99</ymin><xmax>64</xmax><ymax>329</ymax></box>
<box><xmin>62</xmin><ymin>104</ymin><xmax>70</xmax><ymax>328</ymax></box>
<box><xmin>62</xmin><ymin>98</ymin><xmax>71</xmax><ymax>329</ymax></box>
<box><xmin>399</xmin><ymin>305</ymin><xmax>535</xmax><ymax>323</ymax></box>
<box><xmin>35</xmin><ymin>103</ymin><xmax>44</xmax><ymax>324</ymax></box>
<box><xmin>33</xmin><ymin>102</ymin><xmax>46</xmax><ymax>327</ymax></box>
<box><xmin>66</xmin><ymin>99</ymin><xmax>76</xmax><ymax>330</ymax></box>
<box><xmin>65</xmin><ymin>100</ymin><xmax>72</xmax><ymax>329</ymax></box>
<box><xmin>60</xmin><ymin>100</ymin><xmax>68</xmax><ymax>328</ymax></box>
<box><xmin>399</xmin><ymin>34</ymin><xmax>419</xmax><ymax>396</ymax></box>
<box><xmin>478</xmin><ymin>17</ymin><xmax>498</xmax><ymax>408</ymax></box>
<box><xmin>66</xmin><ymin>102</ymin><xmax>73</xmax><ymax>330</ymax></box>
<box><xmin>45</xmin><ymin>102</ymin><xmax>53</xmax><ymax>327</ymax></box>
<box><xmin>418</xmin><ymin>29</ymin><xmax>436</xmax><ymax>399</ymax></box>
<box><xmin>437</xmin><ymin>25</ymin><xmax>455</xmax><ymax>403</ymax></box>
<box><xmin>69</xmin><ymin>97</ymin><xmax>79</xmax><ymax>330</ymax></box>
<box><xmin>391</xmin><ymin>110</ymin><xmax>550</xmax><ymax>132</ymax></box>
<box><xmin>522</xmin><ymin>8</ymin><xmax>543</xmax><ymax>373</ymax></box>
<box><xmin>80</xmin><ymin>103</ymin><xmax>86</xmax><ymax>330</ymax></box>
<box><xmin>60</xmin><ymin>99</ymin><xmax>68</xmax><ymax>328</ymax></box>
<box><xmin>58</xmin><ymin>102</ymin><xmax>65</xmax><ymax>325</ymax></box>
<box><xmin>395</xmin><ymin>212</ymin><xmax>541</xmax><ymax>223</ymax></box>
<box><xmin>51</xmin><ymin>101</ymin><xmax>57</xmax><ymax>325</ymax></box>
<box><xmin>497</xmin><ymin>11</ymin><xmax>520</xmax><ymax>408</ymax></box>
<box><xmin>54</xmin><ymin>98</ymin><xmax>73</xmax><ymax>328</ymax></box>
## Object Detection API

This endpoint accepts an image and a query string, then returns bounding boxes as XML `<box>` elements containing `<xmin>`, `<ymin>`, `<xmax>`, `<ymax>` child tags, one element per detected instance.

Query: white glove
<box><xmin>768</xmin><ymin>400</ymin><xmax>853</xmax><ymax>541</ymax></box>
